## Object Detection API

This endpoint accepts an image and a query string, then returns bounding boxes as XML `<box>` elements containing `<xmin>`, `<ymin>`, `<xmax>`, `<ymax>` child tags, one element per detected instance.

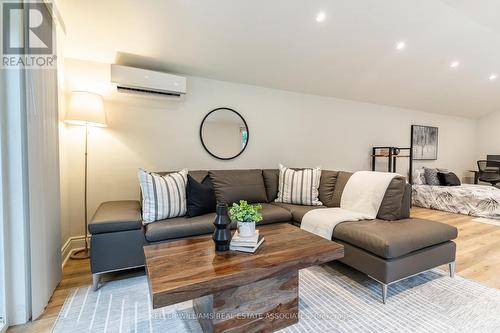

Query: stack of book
<box><xmin>229</xmin><ymin>230</ymin><xmax>265</xmax><ymax>253</ymax></box>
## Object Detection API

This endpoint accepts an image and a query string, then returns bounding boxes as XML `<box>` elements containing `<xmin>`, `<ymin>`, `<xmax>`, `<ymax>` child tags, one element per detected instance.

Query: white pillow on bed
<box><xmin>413</xmin><ymin>168</ymin><xmax>426</xmax><ymax>185</ymax></box>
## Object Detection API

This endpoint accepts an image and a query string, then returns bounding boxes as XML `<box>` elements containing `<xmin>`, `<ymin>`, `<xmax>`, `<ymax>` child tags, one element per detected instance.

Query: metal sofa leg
<box><xmin>92</xmin><ymin>273</ymin><xmax>100</xmax><ymax>291</ymax></box>
<box><xmin>381</xmin><ymin>283</ymin><xmax>388</xmax><ymax>304</ymax></box>
<box><xmin>449</xmin><ymin>261</ymin><xmax>456</xmax><ymax>278</ymax></box>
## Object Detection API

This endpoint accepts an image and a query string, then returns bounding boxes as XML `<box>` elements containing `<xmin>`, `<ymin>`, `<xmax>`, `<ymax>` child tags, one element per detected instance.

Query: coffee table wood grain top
<box><xmin>144</xmin><ymin>223</ymin><xmax>344</xmax><ymax>309</ymax></box>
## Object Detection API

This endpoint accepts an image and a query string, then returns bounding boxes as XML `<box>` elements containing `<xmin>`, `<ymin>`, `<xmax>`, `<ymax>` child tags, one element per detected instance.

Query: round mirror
<box><xmin>200</xmin><ymin>108</ymin><xmax>249</xmax><ymax>160</ymax></box>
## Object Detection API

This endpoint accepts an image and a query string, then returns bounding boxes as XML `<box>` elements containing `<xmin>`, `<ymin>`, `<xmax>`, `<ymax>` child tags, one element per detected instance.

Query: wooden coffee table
<box><xmin>144</xmin><ymin>223</ymin><xmax>344</xmax><ymax>333</ymax></box>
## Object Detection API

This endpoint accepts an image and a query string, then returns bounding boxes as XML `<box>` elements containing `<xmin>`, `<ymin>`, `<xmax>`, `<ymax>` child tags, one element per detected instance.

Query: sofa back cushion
<box><xmin>331</xmin><ymin>171</ymin><xmax>353</xmax><ymax>207</ymax></box>
<box><xmin>262</xmin><ymin>169</ymin><xmax>280</xmax><ymax>202</ymax></box>
<box><xmin>209</xmin><ymin>169</ymin><xmax>268</xmax><ymax>205</ymax></box>
<box><xmin>400</xmin><ymin>183</ymin><xmax>411</xmax><ymax>219</ymax></box>
<box><xmin>157</xmin><ymin>170</ymin><xmax>208</xmax><ymax>182</ymax></box>
<box><xmin>331</xmin><ymin>171</ymin><xmax>408</xmax><ymax>220</ymax></box>
<box><xmin>376</xmin><ymin>176</ymin><xmax>406</xmax><ymax>220</ymax></box>
<box><xmin>318</xmin><ymin>170</ymin><xmax>339</xmax><ymax>207</ymax></box>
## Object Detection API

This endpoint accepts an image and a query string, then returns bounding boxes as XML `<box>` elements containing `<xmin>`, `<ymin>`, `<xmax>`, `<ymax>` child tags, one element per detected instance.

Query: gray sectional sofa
<box><xmin>88</xmin><ymin>169</ymin><xmax>458</xmax><ymax>303</ymax></box>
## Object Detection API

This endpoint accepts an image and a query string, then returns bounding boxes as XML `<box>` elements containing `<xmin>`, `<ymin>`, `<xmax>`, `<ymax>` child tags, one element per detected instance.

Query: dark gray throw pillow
<box><xmin>186</xmin><ymin>174</ymin><xmax>217</xmax><ymax>217</ymax></box>
<box><xmin>437</xmin><ymin>172</ymin><xmax>461</xmax><ymax>186</ymax></box>
<box><xmin>424</xmin><ymin>168</ymin><xmax>441</xmax><ymax>185</ymax></box>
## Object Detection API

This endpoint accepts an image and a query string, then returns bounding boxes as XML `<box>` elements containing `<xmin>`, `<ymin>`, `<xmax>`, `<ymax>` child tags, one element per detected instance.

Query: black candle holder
<box><xmin>213</xmin><ymin>203</ymin><xmax>232</xmax><ymax>252</ymax></box>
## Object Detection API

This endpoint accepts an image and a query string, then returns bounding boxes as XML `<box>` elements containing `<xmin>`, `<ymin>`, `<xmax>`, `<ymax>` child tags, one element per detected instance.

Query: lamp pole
<box><xmin>71</xmin><ymin>123</ymin><xmax>90</xmax><ymax>259</ymax></box>
<box><xmin>65</xmin><ymin>91</ymin><xmax>106</xmax><ymax>259</ymax></box>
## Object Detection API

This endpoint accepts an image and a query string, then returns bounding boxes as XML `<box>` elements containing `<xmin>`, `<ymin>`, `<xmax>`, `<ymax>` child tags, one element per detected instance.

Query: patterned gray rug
<box><xmin>52</xmin><ymin>263</ymin><xmax>500</xmax><ymax>333</ymax></box>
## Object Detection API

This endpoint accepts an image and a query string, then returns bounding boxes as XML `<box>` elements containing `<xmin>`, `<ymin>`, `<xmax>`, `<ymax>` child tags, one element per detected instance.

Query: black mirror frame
<box><xmin>199</xmin><ymin>107</ymin><xmax>249</xmax><ymax>160</ymax></box>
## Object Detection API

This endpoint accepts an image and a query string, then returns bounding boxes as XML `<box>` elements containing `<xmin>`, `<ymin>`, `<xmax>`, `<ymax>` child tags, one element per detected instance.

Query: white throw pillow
<box><xmin>138</xmin><ymin>169</ymin><xmax>188</xmax><ymax>223</ymax></box>
<box><xmin>412</xmin><ymin>168</ymin><xmax>426</xmax><ymax>185</ymax></box>
<box><xmin>275</xmin><ymin>164</ymin><xmax>322</xmax><ymax>206</ymax></box>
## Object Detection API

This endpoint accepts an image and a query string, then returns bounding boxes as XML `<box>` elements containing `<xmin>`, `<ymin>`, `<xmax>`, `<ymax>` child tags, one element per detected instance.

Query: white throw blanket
<box><xmin>301</xmin><ymin>171</ymin><xmax>398</xmax><ymax>239</ymax></box>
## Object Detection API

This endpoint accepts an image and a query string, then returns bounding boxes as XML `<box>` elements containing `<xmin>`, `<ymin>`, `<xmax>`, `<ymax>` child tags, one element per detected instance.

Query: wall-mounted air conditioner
<box><xmin>110</xmin><ymin>64</ymin><xmax>187</xmax><ymax>97</ymax></box>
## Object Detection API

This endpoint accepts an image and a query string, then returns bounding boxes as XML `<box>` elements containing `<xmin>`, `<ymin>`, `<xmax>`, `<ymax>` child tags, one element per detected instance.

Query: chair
<box><xmin>477</xmin><ymin>160</ymin><xmax>500</xmax><ymax>186</ymax></box>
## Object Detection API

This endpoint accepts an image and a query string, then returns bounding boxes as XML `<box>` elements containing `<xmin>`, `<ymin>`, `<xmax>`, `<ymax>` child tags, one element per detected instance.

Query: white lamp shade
<box><xmin>65</xmin><ymin>91</ymin><xmax>107</xmax><ymax>127</ymax></box>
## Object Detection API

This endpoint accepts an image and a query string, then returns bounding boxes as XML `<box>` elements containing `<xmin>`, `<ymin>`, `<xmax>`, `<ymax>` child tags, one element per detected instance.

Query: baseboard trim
<box><xmin>61</xmin><ymin>236</ymin><xmax>90</xmax><ymax>268</ymax></box>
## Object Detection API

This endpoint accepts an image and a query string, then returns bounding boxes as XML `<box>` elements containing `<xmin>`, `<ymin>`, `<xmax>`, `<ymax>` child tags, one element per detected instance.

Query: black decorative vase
<box><xmin>213</xmin><ymin>203</ymin><xmax>232</xmax><ymax>252</ymax></box>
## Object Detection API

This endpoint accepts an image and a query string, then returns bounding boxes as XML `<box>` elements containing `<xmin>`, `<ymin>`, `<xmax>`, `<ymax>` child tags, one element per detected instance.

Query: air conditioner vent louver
<box><xmin>116</xmin><ymin>86</ymin><xmax>182</xmax><ymax>97</ymax></box>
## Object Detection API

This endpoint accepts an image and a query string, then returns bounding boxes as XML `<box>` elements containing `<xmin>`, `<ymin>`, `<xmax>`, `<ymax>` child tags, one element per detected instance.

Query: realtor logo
<box><xmin>3</xmin><ymin>2</ymin><xmax>53</xmax><ymax>54</ymax></box>
<box><xmin>2</xmin><ymin>1</ymin><xmax>55</xmax><ymax>68</ymax></box>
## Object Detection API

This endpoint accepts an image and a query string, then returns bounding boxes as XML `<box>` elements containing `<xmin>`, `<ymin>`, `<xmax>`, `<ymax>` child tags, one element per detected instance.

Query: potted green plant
<box><xmin>229</xmin><ymin>200</ymin><xmax>263</xmax><ymax>237</ymax></box>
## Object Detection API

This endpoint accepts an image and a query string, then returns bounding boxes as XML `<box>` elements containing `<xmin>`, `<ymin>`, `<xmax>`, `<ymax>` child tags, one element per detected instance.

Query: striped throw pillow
<box><xmin>138</xmin><ymin>169</ymin><xmax>188</xmax><ymax>223</ymax></box>
<box><xmin>275</xmin><ymin>164</ymin><xmax>322</xmax><ymax>206</ymax></box>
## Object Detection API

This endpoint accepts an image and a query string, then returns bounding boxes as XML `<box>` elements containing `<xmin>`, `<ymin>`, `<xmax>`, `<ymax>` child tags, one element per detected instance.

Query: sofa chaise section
<box><xmin>333</xmin><ymin>218</ymin><xmax>457</xmax><ymax>302</ymax></box>
<box><xmin>333</xmin><ymin>218</ymin><xmax>457</xmax><ymax>260</ymax></box>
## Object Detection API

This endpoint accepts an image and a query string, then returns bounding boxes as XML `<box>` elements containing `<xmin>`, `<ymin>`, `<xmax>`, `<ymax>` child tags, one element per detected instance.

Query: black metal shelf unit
<box><xmin>371</xmin><ymin>146</ymin><xmax>413</xmax><ymax>183</ymax></box>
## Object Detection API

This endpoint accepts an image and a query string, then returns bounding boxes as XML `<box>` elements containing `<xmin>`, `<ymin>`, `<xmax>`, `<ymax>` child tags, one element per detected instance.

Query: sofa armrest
<box><xmin>89</xmin><ymin>200</ymin><xmax>142</xmax><ymax>234</ymax></box>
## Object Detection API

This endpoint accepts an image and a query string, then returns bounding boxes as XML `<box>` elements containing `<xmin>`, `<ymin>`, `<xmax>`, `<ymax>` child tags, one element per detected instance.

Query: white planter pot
<box><xmin>237</xmin><ymin>221</ymin><xmax>256</xmax><ymax>238</ymax></box>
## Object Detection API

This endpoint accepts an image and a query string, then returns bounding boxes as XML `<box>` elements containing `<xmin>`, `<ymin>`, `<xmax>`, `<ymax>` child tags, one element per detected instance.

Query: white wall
<box><xmin>476</xmin><ymin>110</ymin><xmax>500</xmax><ymax>160</ymax></box>
<box><xmin>60</xmin><ymin>58</ymin><xmax>478</xmax><ymax>244</ymax></box>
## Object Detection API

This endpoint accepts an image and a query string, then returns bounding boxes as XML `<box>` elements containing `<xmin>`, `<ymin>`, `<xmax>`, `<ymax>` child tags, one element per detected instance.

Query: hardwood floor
<box><xmin>411</xmin><ymin>207</ymin><xmax>500</xmax><ymax>289</ymax></box>
<box><xmin>6</xmin><ymin>260</ymin><xmax>143</xmax><ymax>333</ymax></box>
<box><xmin>7</xmin><ymin>208</ymin><xmax>500</xmax><ymax>332</ymax></box>
<box><xmin>6</xmin><ymin>258</ymin><xmax>93</xmax><ymax>333</ymax></box>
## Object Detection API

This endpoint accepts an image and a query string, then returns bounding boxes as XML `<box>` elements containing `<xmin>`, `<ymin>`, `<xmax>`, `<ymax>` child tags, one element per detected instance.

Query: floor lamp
<box><xmin>65</xmin><ymin>91</ymin><xmax>107</xmax><ymax>259</ymax></box>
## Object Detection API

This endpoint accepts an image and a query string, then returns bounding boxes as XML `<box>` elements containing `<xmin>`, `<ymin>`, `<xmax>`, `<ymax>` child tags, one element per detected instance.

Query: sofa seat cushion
<box><xmin>258</xmin><ymin>203</ymin><xmax>292</xmax><ymax>225</ymax></box>
<box><xmin>89</xmin><ymin>200</ymin><xmax>143</xmax><ymax>234</ymax></box>
<box><xmin>145</xmin><ymin>213</ymin><xmax>216</xmax><ymax>242</ymax></box>
<box><xmin>145</xmin><ymin>203</ymin><xmax>291</xmax><ymax>242</ymax></box>
<box><xmin>271</xmin><ymin>202</ymin><xmax>326</xmax><ymax>223</ymax></box>
<box><xmin>333</xmin><ymin>218</ymin><xmax>458</xmax><ymax>259</ymax></box>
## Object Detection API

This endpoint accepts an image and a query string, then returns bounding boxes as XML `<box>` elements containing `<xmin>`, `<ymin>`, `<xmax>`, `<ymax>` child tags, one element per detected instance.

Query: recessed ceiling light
<box><xmin>395</xmin><ymin>41</ymin><xmax>406</xmax><ymax>51</ymax></box>
<box><xmin>316</xmin><ymin>11</ymin><xmax>326</xmax><ymax>22</ymax></box>
<box><xmin>449</xmin><ymin>61</ymin><xmax>460</xmax><ymax>69</ymax></box>
<box><xmin>489</xmin><ymin>74</ymin><xmax>497</xmax><ymax>81</ymax></box>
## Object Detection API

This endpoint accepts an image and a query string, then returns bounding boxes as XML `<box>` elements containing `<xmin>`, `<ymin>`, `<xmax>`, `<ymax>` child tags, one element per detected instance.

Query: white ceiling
<box><xmin>59</xmin><ymin>0</ymin><xmax>500</xmax><ymax>118</ymax></box>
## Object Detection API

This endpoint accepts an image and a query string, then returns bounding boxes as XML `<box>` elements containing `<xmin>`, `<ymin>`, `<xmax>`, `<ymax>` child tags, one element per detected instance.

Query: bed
<box><xmin>412</xmin><ymin>184</ymin><xmax>500</xmax><ymax>219</ymax></box>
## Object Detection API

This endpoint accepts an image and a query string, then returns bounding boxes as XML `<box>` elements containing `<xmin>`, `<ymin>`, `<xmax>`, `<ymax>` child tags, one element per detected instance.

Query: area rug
<box><xmin>52</xmin><ymin>263</ymin><xmax>500</xmax><ymax>333</ymax></box>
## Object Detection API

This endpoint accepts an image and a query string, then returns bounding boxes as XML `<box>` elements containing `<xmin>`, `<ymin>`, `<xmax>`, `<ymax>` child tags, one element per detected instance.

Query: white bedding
<box><xmin>412</xmin><ymin>184</ymin><xmax>500</xmax><ymax>219</ymax></box>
